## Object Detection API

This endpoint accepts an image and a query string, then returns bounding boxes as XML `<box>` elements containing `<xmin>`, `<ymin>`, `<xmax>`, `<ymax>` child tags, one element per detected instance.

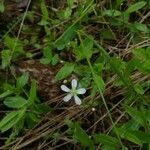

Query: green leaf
<box><xmin>93</xmin><ymin>134</ymin><xmax>120</xmax><ymax>149</ymax></box>
<box><xmin>1</xmin><ymin>50</ymin><xmax>11</xmax><ymax>69</ymax></box>
<box><xmin>0</xmin><ymin>109</ymin><xmax>25</xmax><ymax>132</ymax></box>
<box><xmin>130</xmin><ymin>131</ymin><xmax>150</xmax><ymax>143</ymax></box>
<box><xmin>116</xmin><ymin>128</ymin><xmax>142</xmax><ymax>145</ymax></box>
<box><xmin>67</xmin><ymin>0</ymin><xmax>74</xmax><ymax>8</ymax></box>
<box><xmin>28</xmin><ymin>80</ymin><xmax>37</xmax><ymax>106</ymax></box>
<box><xmin>3</xmin><ymin>36</ymin><xmax>24</xmax><ymax>61</ymax></box>
<box><xmin>133</xmin><ymin>48</ymin><xmax>150</xmax><ymax>73</ymax></box>
<box><xmin>126</xmin><ymin>1</ymin><xmax>146</xmax><ymax>14</ymax></box>
<box><xmin>132</xmin><ymin>23</ymin><xmax>149</xmax><ymax>33</ymax></box>
<box><xmin>142</xmin><ymin>60</ymin><xmax>150</xmax><ymax>73</ymax></box>
<box><xmin>75</xmin><ymin>37</ymin><xmax>93</xmax><ymax>61</ymax></box>
<box><xmin>144</xmin><ymin>110</ymin><xmax>150</xmax><ymax>122</ymax></box>
<box><xmin>126</xmin><ymin>58</ymin><xmax>139</xmax><ymax>73</ymax></box>
<box><xmin>41</xmin><ymin>1</ymin><xmax>49</xmax><ymax>18</ymax></box>
<box><xmin>40</xmin><ymin>46</ymin><xmax>53</xmax><ymax>64</ymax></box>
<box><xmin>102</xmin><ymin>10</ymin><xmax>121</xmax><ymax>17</ymax></box>
<box><xmin>0</xmin><ymin>91</ymin><xmax>13</xmax><ymax>99</ymax></box>
<box><xmin>125</xmin><ymin>106</ymin><xmax>146</xmax><ymax>125</ymax></box>
<box><xmin>43</xmin><ymin>46</ymin><xmax>52</xmax><ymax>59</ymax></box>
<box><xmin>93</xmin><ymin>73</ymin><xmax>105</xmax><ymax>92</ymax></box>
<box><xmin>64</xmin><ymin>8</ymin><xmax>72</xmax><ymax>19</ymax></box>
<box><xmin>0</xmin><ymin>111</ymin><xmax>19</xmax><ymax>131</ymax></box>
<box><xmin>123</xmin><ymin>130</ymin><xmax>142</xmax><ymax>145</ymax></box>
<box><xmin>16</xmin><ymin>73</ymin><xmax>29</xmax><ymax>89</ymax></box>
<box><xmin>110</xmin><ymin>57</ymin><xmax>126</xmax><ymax>71</ymax></box>
<box><xmin>40</xmin><ymin>58</ymin><xmax>51</xmax><ymax>64</ymax></box>
<box><xmin>38</xmin><ymin>1</ymin><xmax>49</xmax><ymax>26</ymax></box>
<box><xmin>0</xmin><ymin>2</ymin><xmax>4</xmax><ymax>12</ymax></box>
<box><xmin>25</xmin><ymin>112</ymin><xmax>39</xmax><ymax>128</ymax></box>
<box><xmin>79</xmin><ymin>75</ymin><xmax>91</xmax><ymax>88</ymax></box>
<box><xmin>134</xmin><ymin>84</ymin><xmax>145</xmax><ymax>95</ymax></box>
<box><xmin>55</xmin><ymin>63</ymin><xmax>75</xmax><ymax>80</ymax></box>
<box><xmin>116</xmin><ymin>128</ymin><xmax>150</xmax><ymax>145</ymax></box>
<box><xmin>133</xmin><ymin>48</ymin><xmax>150</xmax><ymax>60</ymax></box>
<box><xmin>55</xmin><ymin>24</ymin><xmax>79</xmax><ymax>50</ymax></box>
<box><xmin>31</xmin><ymin>104</ymin><xmax>52</xmax><ymax>114</ymax></box>
<box><xmin>5</xmin><ymin>118</ymin><xmax>24</xmax><ymax>144</ymax></box>
<box><xmin>65</xmin><ymin>119</ymin><xmax>75</xmax><ymax>130</ymax></box>
<box><xmin>73</xmin><ymin>123</ymin><xmax>94</xmax><ymax>148</ymax></box>
<box><xmin>65</xmin><ymin>120</ymin><xmax>94</xmax><ymax>148</ymax></box>
<box><xmin>4</xmin><ymin>36</ymin><xmax>23</xmax><ymax>53</ymax></box>
<box><xmin>26</xmin><ymin>52</ymin><xmax>33</xmax><ymax>58</ymax></box>
<box><xmin>3</xmin><ymin>83</ymin><xmax>15</xmax><ymax>92</ymax></box>
<box><xmin>4</xmin><ymin>96</ymin><xmax>27</xmax><ymax>109</ymax></box>
<box><xmin>57</xmin><ymin>8</ymin><xmax>72</xmax><ymax>20</ymax></box>
<box><xmin>51</xmin><ymin>54</ymin><xmax>59</xmax><ymax>65</ymax></box>
<box><xmin>121</xmin><ymin>119</ymin><xmax>140</xmax><ymax>131</ymax></box>
<box><xmin>110</xmin><ymin>57</ymin><xmax>129</xmax><ymax>85</ymax></box>
<box><xmin>100</xmin><ymin>29</ymin><xmax>115</xmax><ymax>40</ymax></box>
<box><xmin>116</xmin><ymin>0</ymin><xmax>125</xmax><ymax>7</ymax></box>
<box><xmin>38</xmin><ymin>19</ymin><xmax>49</xmax><ymax>26</ymax></box>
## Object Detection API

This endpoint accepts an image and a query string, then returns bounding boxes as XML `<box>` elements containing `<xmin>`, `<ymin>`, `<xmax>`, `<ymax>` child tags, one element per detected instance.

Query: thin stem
<box><xmin>77</xmin><ymin>32</ymin><xmax>124</xmax><ymax>148</ymax></box>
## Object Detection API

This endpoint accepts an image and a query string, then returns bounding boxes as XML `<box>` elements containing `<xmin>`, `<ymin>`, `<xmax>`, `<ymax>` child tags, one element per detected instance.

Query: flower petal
<box><xmin>76</xmin><ymin>88</ymin><xmax>86</xmax><ymax>94</ymax></box>
<box><xmin>71</xmin><ymin>79</ymin><xmax>77</xmax><ymax>89</ymax></box>
<box><xmin>63</xmin><ymin>94</ymin><xmax>72</xmax><ymax>102</ymax></box>
<box><xmin>61</xmin><ymin>85</ymin><xmax>70</xmax><ymax>92</ymax></box>
<box><xmin>74</xmin><ymin>95</ymin><xmax>81</xmax><ymax>105</ymax></box>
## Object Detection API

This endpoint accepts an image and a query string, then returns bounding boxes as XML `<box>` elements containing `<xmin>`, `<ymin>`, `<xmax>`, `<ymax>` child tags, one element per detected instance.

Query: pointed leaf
<box><xmin>28</xmin><ymin>80</ymin><xmax>37</xmax><ymax>106</ymax></box>
<box><xmin>125</xmin><ymin>106</ymin><xmax>146</xmax><ymax>125</ymax></box>
<box><xmin>55</xmin><ymin>63</ymin><xmax>75</xmax><ymax>80</ymax></box>
<box><xmin>17</xmin><ymin>73</ymin><xmax>29</xmax><ymax>89</ymax></box>
<box><xmin>75</xmin><ymin>38</ymin><xmax>93</xmax><ymax>61</ymax></box>
<box><xmin>93</xmin><ymin>74</ymin><xmax>105</xmax><ymax>92</ymax></box>
<box><xmin>0</xmin><ymin>109</ymin><xmax>25</xmax><ymax>132</ymax></box>
<box><xmin>73</xmin><ymin>124</ymin><xmax>94</xmax><ymax>148</ymax></box>
<box><xmin>126</xmin><ymin>1</ymin><xmax>146</xmax><ymax>14</ymax></box>
<box><xmin>55</xmin><ymin>24</ymin><xmax>79</xmax><ymax>50</ymax></box>
<box><xmin>4</xmin><ymin>96</ymin><xmax>27</xmax><ymax>109</ymax></box>
<box><xmin>93</xmin><ymin>134</ymin><xmax>120</xmax><ymax>149</ymax></box>
<box><xmin>1</xmin><ymin>50</ymin><xmax>11</xmax><ymax>69</ymax></box>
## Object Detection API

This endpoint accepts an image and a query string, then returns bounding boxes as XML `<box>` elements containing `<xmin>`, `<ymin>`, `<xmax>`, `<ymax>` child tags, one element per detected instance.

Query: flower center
<box><xmin>70</xmin><ymin>88</ymin><xmax>76</xmax><ymax>96</ymax></box>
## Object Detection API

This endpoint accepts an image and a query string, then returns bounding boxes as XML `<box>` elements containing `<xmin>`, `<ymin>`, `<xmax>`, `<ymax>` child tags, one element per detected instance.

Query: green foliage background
<box><xmin>0</xmin><ymin>0</ymin><xmax>149</xmax><ymax>149</ymax></box>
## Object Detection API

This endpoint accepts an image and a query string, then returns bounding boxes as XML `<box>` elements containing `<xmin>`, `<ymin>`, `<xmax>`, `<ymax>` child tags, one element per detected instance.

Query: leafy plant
<box><xmin>0</xmin><ymin>77</ymin><xmax>50</xmax><ymax>142</ymax></box>
<box><xmin>0</xmin><ymin>0</ymin><xmax>149</xmax><ymax>148</ymax></box>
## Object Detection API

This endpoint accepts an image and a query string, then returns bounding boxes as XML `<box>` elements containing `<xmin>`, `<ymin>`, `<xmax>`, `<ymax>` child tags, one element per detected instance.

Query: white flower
<box><xmin>61</xmin><ymin>79</ymin><xmax>86</xmax><ymax>105</ymax></box>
